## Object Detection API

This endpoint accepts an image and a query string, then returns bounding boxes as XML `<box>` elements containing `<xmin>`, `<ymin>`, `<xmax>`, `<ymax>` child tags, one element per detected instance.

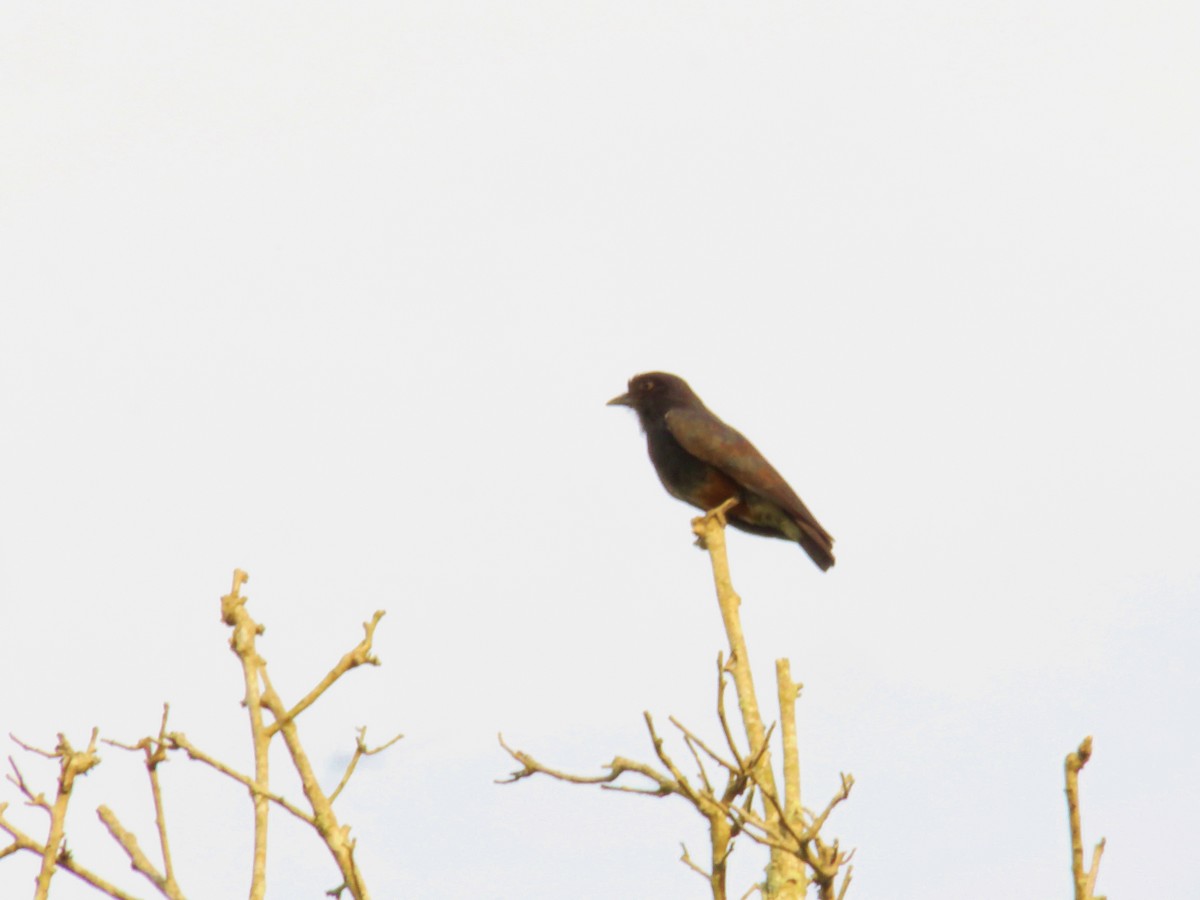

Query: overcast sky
<box><xmin>2</xmin><ymin>2</ymin><xmax>1198</xmax><ymax>898</ymax></box>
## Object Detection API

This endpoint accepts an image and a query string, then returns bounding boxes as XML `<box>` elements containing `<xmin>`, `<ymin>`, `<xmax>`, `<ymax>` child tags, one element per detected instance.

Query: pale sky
<box><xmin>2</xmin><ymin>2</ymin><xmax>1198</xmax><ymax>898</ymax></box>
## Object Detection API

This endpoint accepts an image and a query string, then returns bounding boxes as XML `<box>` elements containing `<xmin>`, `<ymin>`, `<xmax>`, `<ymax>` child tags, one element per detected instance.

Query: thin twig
<box><xmin>0</xmin><ymin>806</ymin><xmax>140</xmax><ymax>900</ymax></box>
<box><xmin>497</xmin><ymin>734</ymin><xmax>677</xmax><ymax>797</ymax></box>
<box><xmin>6</xmin><ymin>755</ymin><xmax>46</xmax><ymax>810</ymax></box>
<box><xmin>329</xmin><ymin>727</ymin><xmax>404</xmax><ymax>805</ymax></box>
<box><xmin>103</xmin><ymin>703</ymin><xmax>184</xmax><ymax>897</ymax></box>
<box><xmin>266</xmin><ymin>612</ymin><xmax>387</xmax><ymax>739</ymax></box>
<box><xmin>800</xmin><ymin>774</ymin><xmax>855</xmax><ymax>844</ymax></box>
<box><xmin>644</xmin><ymin>713</ymin><xmax>703</xmax><ymax>807</ymax></box>
<box><xmin>680</xmin><ymin>842</ymin><xmax>712</xmax><ymax>880</ymax></box>
<box><xmin>678</xmin><ymin>729</ymin><xmax>715</xmax><ymax>796</ymax></box>
<box><xmin>835</xmin><ymin>865</ymin><xmax>853</xmax><ymax>900</ymax></box>
<box><xmin>715</xmin><ymin>655</ymin><xmax>747</xmax><ymax>771</ymax></box>
<box><xmin>670</xmin><ymin>716</ymin><xmax>739</xmax><ymax>778</ymax></box>
<box><xmin>10</xmin><ymin>737</ymin><xmax>58</xmax><ymax>760</ymax></box>
<box><xmin>166</xmin><ymin>732</ymin><xmax>313</xmax><ymax>823</ymax></box>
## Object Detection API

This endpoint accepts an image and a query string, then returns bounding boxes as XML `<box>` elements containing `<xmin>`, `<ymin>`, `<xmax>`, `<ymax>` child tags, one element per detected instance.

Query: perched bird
<box><xmin>608</xmin><ymin>372</ymin><xmax>835</xmax><ymax>570</ymax></box>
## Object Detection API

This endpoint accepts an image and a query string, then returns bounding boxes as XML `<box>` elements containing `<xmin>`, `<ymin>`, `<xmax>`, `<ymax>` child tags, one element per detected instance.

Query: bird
<box><xmin>608</xmin><ymin>372</ymin><xmax>835</xmax><ymax>570</ymax></box>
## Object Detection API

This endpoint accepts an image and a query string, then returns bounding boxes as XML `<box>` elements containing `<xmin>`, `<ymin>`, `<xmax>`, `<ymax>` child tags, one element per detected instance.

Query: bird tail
<box><xmin>796</xmin><ymin>532</ymin><xmax>835</xmax><ymax>573</ymax></box>
<box><xmin>795</xmin><ymin>520</ymin><xmax>836</xmax><ymax>571</ymax></box>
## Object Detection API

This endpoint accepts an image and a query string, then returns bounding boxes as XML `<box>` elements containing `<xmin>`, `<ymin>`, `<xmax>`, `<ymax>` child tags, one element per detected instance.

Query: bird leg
<box><xmin>710</xmin><ymin>496</ymin><xmax>739</xmax><ymax>527</ymax></box>
<box><xmin>692</xmin><ymin>497</ymin><xmax>740</xmax><ymax>548</ymax></box>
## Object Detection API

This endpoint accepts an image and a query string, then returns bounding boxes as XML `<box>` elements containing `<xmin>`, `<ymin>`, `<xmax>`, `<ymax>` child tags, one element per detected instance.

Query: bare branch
<box><xmin>776</xmin><ymin>660</ymin><xmax>802</xmax><ymax>829</ymax></box>
<box><xmin>42</xmin><ymin>730</ymin><xmax>100</xmax><ymax>899</ymax></box>
<box><xmin>1087</xmin><ymin>838</ymin><xmax>1106</xmax><ymax>898</ymax></box>
<box><xmin>499</xmin><ymin>505</ymin><xmax>852</xmax><ymax>900</ymax></box>
<box><xmin>643</xmin><ymin>713</ymin><xmax>703</xmax><ymax>807</ymax></box>
<box><xmin>729</xmin><ymin>788</ymin><xmax>800</xmax><ymax>856</ymax></box>
<box><xmin>694</xmin><ymin>505</ymin><xmax>812</xmax><ymax>899</ymax></box>
<box><xmin>97</xmin><ymin>804</ymin><xmax>186</xmax><ymax>899</ymax></box>
<box><xmin>147</xmin><ymin>706</ymin><xmax>177</xmax><ymax>892</ymax></box>
<box><xmin>9</xmin><ymin>735</ymin><xmax>58</xmax><ymax>760</ymax></box>
<box><xmin>214</xmin><ymin>570</ymin><xmax>379</xmax><ymax>899</ymax></box>
<box><xmin>677</xmin><ymin>728</ymin><xmax>715</xmax><ymax>796</ymax></box>
<box><xmin>670</xmin><ymin>716</ymin><xmax>739</xmax><ymax>779</ymax></box>
<box><xmin>166</xmin><ymin>732</ymin><xmax>313</xmax><ymax>824</ymax></box>
<box><xmin>266</xmin><ymin>611</ymin><xmax>387</xmax><ymax>738</ymax></box>
<box><xmin>1065</xmin><ymin>736</ymin><xmax>1105</xmax><ymax>900</ymax></box>
<box><xmin>329</xmin><ymin>727</ymin><xmax>404</xmax><ymax>805</ymax></box>
<box><xmin>7</xmin><ymin>756</ymin><xmax>47</xmax><ymax>811</ymax></box>
<box><xmin>0</xmin><ymin>805</ymin><xmax>141</xmax><ymax>900</ymax></box>
<box><xmin>497</xmin><ymin>734</ymin><xmax>678</xmax><ymax>797</ymax></box>
<box><xmin>691</xmin><ymin>505</ymin><xmax>779</xmax><ymax>799</ymax></box>
<box><xmin>835</xmin><ymin>865</ymin><xmax>854</xmax><ymax>900</ymax></box>
<box><xmin>103</xmin><ymin>704</ymin><xmax>183</xmax><ymax>897</ymax></box>
<box><xmin>802</xmin><ymin>774</ymin><xmax>855</xmax><ymax>843</ymax></box>
<box><xmin>4</xmin><ymin>731</ymin><xmax>103</xmax><ymax>900</ymax></box>
<box><xmin>715</xmin><ymin>656</ymin><xmax>747</xmax><ymax>771</ymax></box>
<box><xmin>258</xmin><ymin>665</ymin><xmax>370</xmax><ymax>899</ymax></box>
<box><xmin>680</xmin><ymin>842</ymin><xmax>712</xmax><ymax>880</ymax></box>
<box><xmin>220</xmin><ymin>569</ymin><xmax>270</xmax><ymax>900</ymax></box>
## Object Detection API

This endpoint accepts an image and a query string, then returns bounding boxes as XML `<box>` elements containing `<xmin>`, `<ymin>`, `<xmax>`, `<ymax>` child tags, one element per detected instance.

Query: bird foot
<box><xmin>691</xmin><ymin>497</ymin><xmax>739</xmax><ymax>548</ymax></box>
<box><xmin>707</xmin><ymin>496</ymin><xmax>739</xmax><ymax>528</ymax></box>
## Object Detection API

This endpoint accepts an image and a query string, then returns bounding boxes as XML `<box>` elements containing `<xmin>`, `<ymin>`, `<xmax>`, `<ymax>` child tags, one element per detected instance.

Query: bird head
<box><xmin>607</xmin><ymin>372</ymin><xmax>701</xmax><ymax>421</ymax></box>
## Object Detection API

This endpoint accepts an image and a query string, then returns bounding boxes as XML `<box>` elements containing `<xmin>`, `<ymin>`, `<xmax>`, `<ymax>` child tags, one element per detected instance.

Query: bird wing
<box><xmin>664</xmin><ymin>406</ymin><xmax>833</xmax><ymax>546</ymax></box>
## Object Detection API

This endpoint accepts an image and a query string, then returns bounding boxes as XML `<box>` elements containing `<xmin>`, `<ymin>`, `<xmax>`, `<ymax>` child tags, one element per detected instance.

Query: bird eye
<box><xmin>642</xmin><ymin>380</ymin><xmax>655</xmax><ymax>391</ymax></box>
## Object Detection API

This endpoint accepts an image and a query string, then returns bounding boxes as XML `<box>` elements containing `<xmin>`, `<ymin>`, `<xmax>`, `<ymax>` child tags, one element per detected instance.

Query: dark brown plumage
<box><xmin>608</xmin><ymin>372</ymin><xmax>835</xmax><ymax>570</ymax></box>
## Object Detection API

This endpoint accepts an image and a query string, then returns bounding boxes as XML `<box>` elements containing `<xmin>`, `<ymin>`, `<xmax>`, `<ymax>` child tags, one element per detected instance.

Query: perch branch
<box><xmin>695</xmin><ymin>503</ymin><xmax>811</xmax><ymax>899</ymax></box>
<box><xmin>498</xmin><ymin>505</ymin><xmax>853</xmax><ymax>900</ymax></box>
<box><xmin>692</xmin><ymin>500</ymin><xmax>779</xmax><ymax>799</ymax></box>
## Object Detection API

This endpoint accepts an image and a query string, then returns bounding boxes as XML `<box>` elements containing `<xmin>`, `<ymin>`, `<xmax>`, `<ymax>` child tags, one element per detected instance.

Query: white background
<box><xmin>2</xmin><ymin>2</ymin><xmax>1197</xmax><ymax>898</ymax></box>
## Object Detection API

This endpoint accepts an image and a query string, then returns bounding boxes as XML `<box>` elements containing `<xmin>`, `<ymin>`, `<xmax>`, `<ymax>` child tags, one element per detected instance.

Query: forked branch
<box><xmin>500</xmin><ymin>503</ymin><xmax>853</xmax><ymax>899</ymax></box>
<box><xmin>1</xmin><ymin>569</ymin><xmax>399</xmax><ymax>900</ymax></box>
<box><xmin>217</xmin><ymin>570</ymin><xmax>396</xmax><ymax>900</ymax></box>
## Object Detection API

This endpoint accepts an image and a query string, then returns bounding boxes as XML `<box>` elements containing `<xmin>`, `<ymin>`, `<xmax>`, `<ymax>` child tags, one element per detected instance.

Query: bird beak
<box><xmin>607</xmin><ymin>391</ymin><xmax>633</xmax><ymax>408</ymax></box>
